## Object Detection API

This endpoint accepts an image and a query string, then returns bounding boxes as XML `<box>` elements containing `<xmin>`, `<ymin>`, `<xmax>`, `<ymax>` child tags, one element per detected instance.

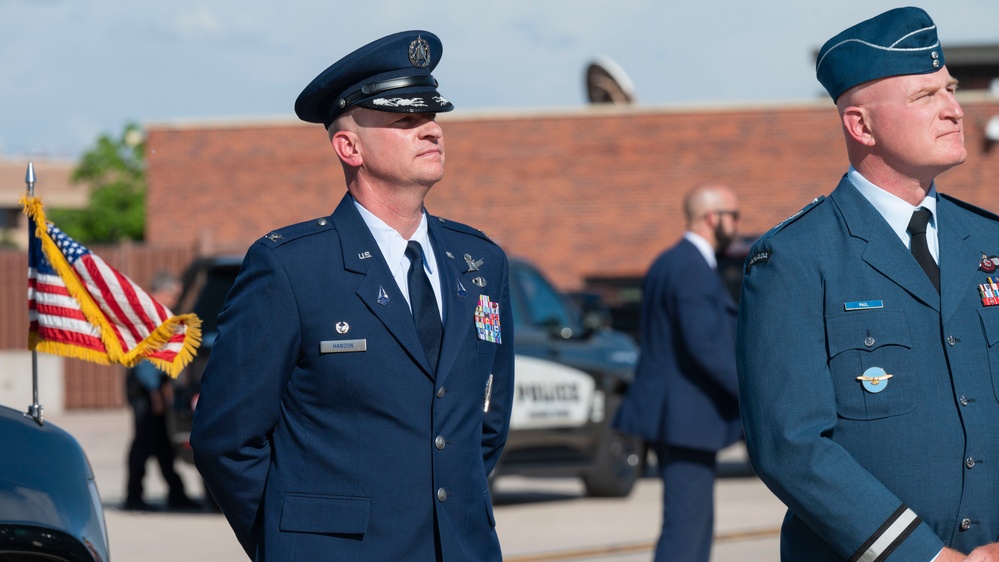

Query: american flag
<box><xmin>22</xmin><ymin>196</ymin><xmax>200</xmax><ymax>377</ymax></box>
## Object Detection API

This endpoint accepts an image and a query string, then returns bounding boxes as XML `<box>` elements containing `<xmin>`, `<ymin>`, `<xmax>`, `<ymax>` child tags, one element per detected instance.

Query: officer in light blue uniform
<box><xmin>191</xmin><ymin>31</ymin><xmax>514</xmax><ymax>561</ymax></box>
<box><xmin>737</xmin><ymin>8</ymin><xmax>999</xmax><ymax>562</ymax></box>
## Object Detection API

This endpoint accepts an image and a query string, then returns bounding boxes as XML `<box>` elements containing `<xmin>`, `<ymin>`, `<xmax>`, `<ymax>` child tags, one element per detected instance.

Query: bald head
<box><xmin>683</xmin><ymin>184</ymin><xmax>740</xmax><ymax>252</ymax></box>
<box><xmin>684</xmin><ymin>184</ymin><xmax>736</xmax><ymax>226</ymax></box>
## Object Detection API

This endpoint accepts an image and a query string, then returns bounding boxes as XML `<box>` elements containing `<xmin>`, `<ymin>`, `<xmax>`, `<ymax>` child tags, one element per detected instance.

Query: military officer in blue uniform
<box><xmin>190</xmin><ymin>30</ymin><xmax>514</xmax><ymax>561</ymax></box>
<box><xmin>737</xmin><ymin>8</ymin><xmax>999</xmax><ymax>562</ymax></box>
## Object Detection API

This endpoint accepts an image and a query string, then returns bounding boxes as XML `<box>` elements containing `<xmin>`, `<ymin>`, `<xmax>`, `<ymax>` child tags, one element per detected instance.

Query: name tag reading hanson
<box><xmin>320</xmin><ymin>339</ymin><xmax>367</xmax><ymax>354</ymax></box>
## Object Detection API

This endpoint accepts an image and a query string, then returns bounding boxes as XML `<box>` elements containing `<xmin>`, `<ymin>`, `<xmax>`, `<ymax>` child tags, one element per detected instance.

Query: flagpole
<box><xmin>25</xmin><ymin>161</ymin><xmax>43</xmax><ymax>426</ymax></box>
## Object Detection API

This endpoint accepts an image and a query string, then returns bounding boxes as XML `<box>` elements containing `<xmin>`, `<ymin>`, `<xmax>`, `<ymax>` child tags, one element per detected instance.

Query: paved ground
<box><xmin>43</xmin><ymin>408</ymin><xmax>788</xmax><ymax>561</ymax></box>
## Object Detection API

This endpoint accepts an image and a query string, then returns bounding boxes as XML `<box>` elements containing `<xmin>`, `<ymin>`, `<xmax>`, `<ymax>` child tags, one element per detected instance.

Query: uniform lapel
<box><xmin>332</xmin><ymin>195</ymin><xmax>435</xmax><ymax>379</ymax></box>
<box><xmin>937</xmin><ymin>196</ymin><xmax>979</xmax><ymax>324</ymax></box>
<box><xmin>831</xmin><ymin>179</ymin><xmax>941</xmax><ymax>311</ymax></box>
<box><xmin>427</xmin><ymin>217</ymin><xmax>477</xmax><ymax>385</ymax></box>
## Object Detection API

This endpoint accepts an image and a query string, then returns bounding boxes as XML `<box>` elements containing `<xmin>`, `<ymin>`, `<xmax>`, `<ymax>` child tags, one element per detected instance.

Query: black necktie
<box><xmin>907</xmin><ymin>208</ymin><xmax>940</xmax><ymax>292</ymax></box>
<box><xmin>405</xmin><ymin>241</ymin><xmax>442</xmax><ymax>371</ymax></box>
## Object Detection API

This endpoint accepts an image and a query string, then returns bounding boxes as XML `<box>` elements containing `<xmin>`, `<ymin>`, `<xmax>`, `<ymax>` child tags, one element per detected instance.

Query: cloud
<box><xmin>171</xmin><ymin>5</ymin><xmax>227</xmax><ymax>40</ymax></box>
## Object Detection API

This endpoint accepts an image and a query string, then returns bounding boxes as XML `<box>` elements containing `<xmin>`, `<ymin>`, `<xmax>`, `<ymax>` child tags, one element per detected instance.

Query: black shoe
<box><xmin>123</xmin><ymin>498</ymin><xmax>159</xmax><ymax>512</ymax></box>
<box><xmin>167</xmin><ymin>495</ymin><xmax>201</xmax><ymax>510</ymax></box>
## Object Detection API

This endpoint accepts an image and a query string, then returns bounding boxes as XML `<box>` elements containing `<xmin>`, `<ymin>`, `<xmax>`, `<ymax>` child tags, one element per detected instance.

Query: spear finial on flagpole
<box><xmin>26</xmin><ymin>161</ymin><xmax>36</xmax><ymax>196</ymax></box>
<box><xmin>25</xmin><ymin>161</ymin><xmax>43</xmax><ymax>425</ymax></box>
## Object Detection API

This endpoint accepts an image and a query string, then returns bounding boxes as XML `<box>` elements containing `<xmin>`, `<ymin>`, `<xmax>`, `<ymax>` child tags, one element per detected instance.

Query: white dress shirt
<box><xmin>353</xmin><ymin>197</ymin><xmax>443</xmax><ymax>320</ymax></box>
<box><xmin>848</xmin><ymin>167</ymin><xmax>939</xmax><ymax>264</ymax></box>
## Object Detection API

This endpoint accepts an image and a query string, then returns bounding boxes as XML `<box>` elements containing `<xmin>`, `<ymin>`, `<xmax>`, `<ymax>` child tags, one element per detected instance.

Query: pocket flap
<box><xmin>279</xmin><ymin>493</ymin><xmax>370</xmax><ymax>535</ymax></box>
<box><xmin>826</xmin><ymin>310</ymin><xmax>911</xmax><ymax>358</ymax></box>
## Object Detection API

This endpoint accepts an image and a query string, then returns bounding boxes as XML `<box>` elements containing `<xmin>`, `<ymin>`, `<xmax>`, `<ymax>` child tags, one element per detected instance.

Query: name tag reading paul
<box><xmin>320</xmin><ymin>339</ymin><xmax>367</xmax><ymax>354</ymax></box>
<box><xmin>844</xmin><ymin>300</ymin><xmax>884</xmax><ymax>311</ymax></box>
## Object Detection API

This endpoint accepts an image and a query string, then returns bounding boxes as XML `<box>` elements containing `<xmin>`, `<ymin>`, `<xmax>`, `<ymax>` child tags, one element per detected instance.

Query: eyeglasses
<box><xmin>713</xmin><ymin>210</ymin><xmax>741</xmax><ymax>221</ymax></box>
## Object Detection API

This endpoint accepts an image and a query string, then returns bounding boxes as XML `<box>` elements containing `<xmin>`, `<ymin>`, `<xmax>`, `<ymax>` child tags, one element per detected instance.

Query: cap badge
<box><xmin>409</xmin><ymin>36</ymin><xmax>431</xmax><ymax>68</ymax></box>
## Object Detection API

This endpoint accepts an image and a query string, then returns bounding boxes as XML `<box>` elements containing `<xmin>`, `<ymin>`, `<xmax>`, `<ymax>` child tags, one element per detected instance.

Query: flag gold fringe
<box><xmin>29</xmin><ymin>331</ymin><xmax>113</xmax><ymax>366</ymax></box>
<box><xmin>20</xmin><ymin>195</ymin><xmax>201</xmax><ymax>378</ymax></box>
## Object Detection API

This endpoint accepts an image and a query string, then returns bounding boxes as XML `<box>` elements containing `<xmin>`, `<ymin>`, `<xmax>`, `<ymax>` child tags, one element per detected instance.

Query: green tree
<box><xmin>48</xmin><ymin>122</ymin><xmax>146</xmax><ymax>243</ymax></box>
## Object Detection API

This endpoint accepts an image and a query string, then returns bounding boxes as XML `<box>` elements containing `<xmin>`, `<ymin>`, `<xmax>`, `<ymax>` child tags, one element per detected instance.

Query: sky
<box><xmin>2</xmin><ymin>0</ymin><xmax>999</xmax><ymax>158</ymax></box>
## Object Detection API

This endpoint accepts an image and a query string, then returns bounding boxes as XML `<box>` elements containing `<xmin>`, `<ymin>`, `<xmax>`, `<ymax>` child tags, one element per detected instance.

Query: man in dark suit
<box><xmin>613</xmin><ymin>184</ymin><xmax>742</xmax><ymax>562</ymax></box>
<box><xmin>737</xmin><ymin>8</ymin><xmax>999</xmax><ymax>561</ymax></box>
<box><xmin>190</xmin><ymin>30</ymin><xmax>514</xmax><ymax>561</ymax></box>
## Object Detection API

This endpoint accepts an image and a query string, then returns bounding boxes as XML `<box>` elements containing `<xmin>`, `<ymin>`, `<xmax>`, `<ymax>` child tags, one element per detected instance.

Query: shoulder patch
<box><xmin>745</xmin><ymin>249</ymin><xmax>772</xmax><ymax>274</ymax></box>
<box><xmin>261</xmin><ymin>216</ymin><xmax>334</xmax><ymax>246</ymax></box>
<box><xmin>435</xmin><ymin>215</ymin><xmax>496</xmax><ymax>245</ymax></box>
<box><xmin>939</xmin><ymin>193</ymin><xmax>999</xmax><ymax>222</ymax></box>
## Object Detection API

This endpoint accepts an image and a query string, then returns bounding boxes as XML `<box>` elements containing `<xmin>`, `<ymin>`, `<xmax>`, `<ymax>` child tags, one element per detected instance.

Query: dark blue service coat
<box><xmin>737</xmin><ymin>177</ymin><xmax>999</xmax><ymax>561</ymax></box>
<box><xmin>191</xmin><ymin>194</ymin><xmax>515</xmax><ymax>561</ymax></box>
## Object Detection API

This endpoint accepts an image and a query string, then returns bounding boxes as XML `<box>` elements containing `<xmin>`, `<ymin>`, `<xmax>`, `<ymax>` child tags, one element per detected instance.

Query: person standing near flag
<box><xmin>123</xmin><ymin>271</ymin><xmax>199</xmax><ymax>512</ymax></box>
<box><xmin>190</xmin><ymin>31</ymin><xmax>514</xmax><ymax>561</ymax></box>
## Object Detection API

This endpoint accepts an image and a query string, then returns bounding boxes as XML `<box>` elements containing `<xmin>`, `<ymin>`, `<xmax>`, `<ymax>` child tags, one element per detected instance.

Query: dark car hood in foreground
<box><xmin>0</xmin><ymin>404</ymin><xmax>109</xmax><ymax>562</ymax></box>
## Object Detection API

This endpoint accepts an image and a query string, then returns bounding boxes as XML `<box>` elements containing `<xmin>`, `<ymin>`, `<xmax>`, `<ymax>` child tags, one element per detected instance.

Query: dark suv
<box><xmin>169</xmin><ymin>255</ymin><xmax>642</xmax><ymax>498</ymax></box>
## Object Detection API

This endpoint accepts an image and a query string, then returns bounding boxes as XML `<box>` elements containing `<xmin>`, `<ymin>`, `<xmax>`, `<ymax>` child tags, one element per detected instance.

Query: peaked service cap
<box><xmin>816</xmin><ymin>7</ymin><xmax>945</xmax><ymax>102</ymax></box>
<box><xmin>295</xmin><ymin>30</ymin><xmax>454</xmax><ymax>128</ymax></box>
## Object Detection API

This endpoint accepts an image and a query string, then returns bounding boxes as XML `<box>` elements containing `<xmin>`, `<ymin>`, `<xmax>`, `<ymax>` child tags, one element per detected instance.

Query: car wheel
<box><xmin>581</xmin><ymin>425</ymin><xmax>644</xmax><ymax>497</ymax></box>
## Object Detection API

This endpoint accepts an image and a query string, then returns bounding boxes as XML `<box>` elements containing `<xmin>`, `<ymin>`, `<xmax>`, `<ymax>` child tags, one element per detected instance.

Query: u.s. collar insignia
<box><xmin>377</xmin><ymin>286</ymin><xmax>390</xmax><ymax>306</ymax></box>
<box><xmin>409</xmin><ymin>36</ymin><xmax>430</xmax><ymax>68</ymax></box>
<box><xmin>336</xmin><ymin>321</ymin><xmax>349</xmax><ymax>334</ymax></box>
<box><xmin>979</xmin><ymin>254</ymin><xmax>999</xmax><ymax>273</ymax></box>
<box><xmin>464</xmin><ymin>254</ymin><xmax>484</xmax><ymax>272</ymax></box>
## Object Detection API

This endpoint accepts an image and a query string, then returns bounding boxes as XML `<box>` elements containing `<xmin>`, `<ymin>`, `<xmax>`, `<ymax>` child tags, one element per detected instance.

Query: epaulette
<box><xmin>433</xmin><ymin>215</ymin><xmax>496</xmax><ymax>245</ymax></box>
<box><xmin>744</xmin><ymin>196</ymin><xmax>825</xmax><ymax>275</ymax></box>
<box><xmin>260</xmin><ymin>216</ymin><xmax>335</xmax><ymax>246</ymax></box>
<box><xmin>940</xmin><ymin>193</ymin><xmax>999</xmax><ymax>223</ymax></box>
<box><xmin>759</xmin><ymin>196</ymin><xmax>826</xmax><ymax>241</ymax></box>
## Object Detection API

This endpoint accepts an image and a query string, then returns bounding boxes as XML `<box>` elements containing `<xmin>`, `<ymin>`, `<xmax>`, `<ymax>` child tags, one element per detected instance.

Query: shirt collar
<box><xmin>683</xmin><ymin>231</ymin><xmax>717</xmax><ymax>269</ymax></box>
<box><xmin>847</xmin><ymin>166</ymin><xmax>937</xmax><ymax>243</ymax></box>
<box><xmin>353</xmin><ymin>196</ymin><xmax>433</xmax><ymax>278</ymax></box>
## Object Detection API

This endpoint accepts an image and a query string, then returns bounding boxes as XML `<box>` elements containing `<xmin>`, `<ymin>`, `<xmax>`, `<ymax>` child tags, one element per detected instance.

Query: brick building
<box><xmin>146</xmin><ymin>94</ymin><xmax>999</xmax><ymax>296</ymax></box>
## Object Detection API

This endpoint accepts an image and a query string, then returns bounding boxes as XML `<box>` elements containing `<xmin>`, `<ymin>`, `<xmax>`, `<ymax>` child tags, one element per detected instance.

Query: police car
<box><xmin>168</xmin><ymin>255</ymin><xmax>642</xmax><ymax>498</ymax></box>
